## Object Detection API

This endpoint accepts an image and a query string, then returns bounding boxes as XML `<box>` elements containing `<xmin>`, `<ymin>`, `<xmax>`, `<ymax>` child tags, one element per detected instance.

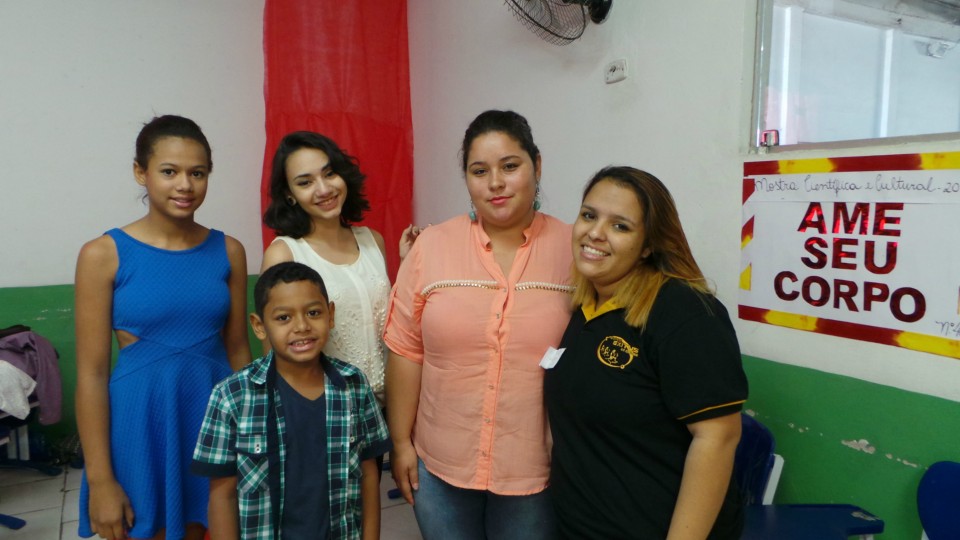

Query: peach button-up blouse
<box><xmin>384</xmin><ymin>212</ymin><xmax>573</xmax><ymax>495</ymax></box>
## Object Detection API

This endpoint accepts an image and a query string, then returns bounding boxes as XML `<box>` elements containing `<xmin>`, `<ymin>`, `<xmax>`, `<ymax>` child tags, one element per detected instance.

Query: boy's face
<box><xmin>251</xmin><ymin>280</ymin><xmax>334</xmax><ymax>365</ymax></box>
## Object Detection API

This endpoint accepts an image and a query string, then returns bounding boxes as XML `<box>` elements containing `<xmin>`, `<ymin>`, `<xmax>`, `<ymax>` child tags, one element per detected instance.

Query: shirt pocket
<box><xmin>235</xmin><ymin>432</ymin><xmax>270</xmax><ymax>495</ymax></box>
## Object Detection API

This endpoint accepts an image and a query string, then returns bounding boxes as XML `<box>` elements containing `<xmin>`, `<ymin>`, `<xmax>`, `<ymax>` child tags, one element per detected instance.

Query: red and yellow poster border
<box><xmin>740</xmin><ymin>152</ymin><xmax>960</xmax><ymax>360</ymax></box>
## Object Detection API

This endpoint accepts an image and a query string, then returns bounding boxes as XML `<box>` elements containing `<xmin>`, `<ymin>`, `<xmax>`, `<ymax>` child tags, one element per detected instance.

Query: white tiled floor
<box><xmin>0</xmin><ymin>465</ymin><xmax>422</xmax><ymax>539</ymax></box>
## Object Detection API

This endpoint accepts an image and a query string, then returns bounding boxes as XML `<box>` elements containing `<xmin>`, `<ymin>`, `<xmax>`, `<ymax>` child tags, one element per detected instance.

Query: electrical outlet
<box><xmin>604</xmin><ymin>58</ymin><xmax>627</xmax><ymax>84</ymax></box>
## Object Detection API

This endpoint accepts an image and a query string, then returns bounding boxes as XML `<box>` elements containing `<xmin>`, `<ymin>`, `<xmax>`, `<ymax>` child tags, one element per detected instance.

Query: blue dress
<box><xmin>79</xmin><ymin>228</ymin><xmax>234</xmax><ymax>539</ymax></box>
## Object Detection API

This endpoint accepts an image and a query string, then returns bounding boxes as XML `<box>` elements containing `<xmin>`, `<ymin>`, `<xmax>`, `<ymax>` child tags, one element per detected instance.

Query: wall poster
<box><xmin>739</xmin><ymin>152</ymin><xmax>960</xmax><ymax>359</ymax></box>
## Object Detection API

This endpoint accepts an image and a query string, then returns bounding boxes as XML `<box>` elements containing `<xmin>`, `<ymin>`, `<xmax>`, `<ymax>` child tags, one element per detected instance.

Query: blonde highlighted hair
<box><xmin>572</xmin><ymin>166</ymin><xmax>713</xmax><ymax>329</ymax></box>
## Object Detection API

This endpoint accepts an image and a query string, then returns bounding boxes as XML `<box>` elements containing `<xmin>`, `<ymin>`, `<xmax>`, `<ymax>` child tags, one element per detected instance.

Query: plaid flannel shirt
<box><xmin>191</xmin><ymin>352</ymin><xmax>391</xmax><ymax>540</ymax></box>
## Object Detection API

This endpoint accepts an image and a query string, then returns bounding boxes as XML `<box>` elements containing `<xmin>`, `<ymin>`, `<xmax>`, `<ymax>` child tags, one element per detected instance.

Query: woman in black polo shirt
<box><xmin>544</xmin><ymin>166</ymin><xmax>748</xmax><ymax>539</ymax></box>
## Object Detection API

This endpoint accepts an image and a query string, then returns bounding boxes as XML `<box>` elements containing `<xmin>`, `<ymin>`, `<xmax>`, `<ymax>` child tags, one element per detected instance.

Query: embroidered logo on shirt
<box><xmin>596</xmin><ymin>336</ymin><xmax>639</xmax><ymax>369</ymax></box>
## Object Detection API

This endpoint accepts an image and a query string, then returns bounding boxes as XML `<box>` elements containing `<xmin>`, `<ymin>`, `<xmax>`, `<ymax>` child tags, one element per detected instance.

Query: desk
<box><xmin>1</xmin><ymin>397</ymin><xmax>37</xmax><ymax>460</ymax></box>
<box><xmin>743</xmin><ymin>504</ymin><xmax>884</xmax><ymax>540</ymax></box>
<box><xmin>0</xmin><ymin>397</ymin><xmax>61</xmax><ymax>476</ymax></box>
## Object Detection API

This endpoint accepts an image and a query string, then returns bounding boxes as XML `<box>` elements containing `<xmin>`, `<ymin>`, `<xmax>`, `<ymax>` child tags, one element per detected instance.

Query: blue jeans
<box><xmin>412</xmin><ymin>460</ymin><xmax>557</xmax><ymax>540</ymax></box>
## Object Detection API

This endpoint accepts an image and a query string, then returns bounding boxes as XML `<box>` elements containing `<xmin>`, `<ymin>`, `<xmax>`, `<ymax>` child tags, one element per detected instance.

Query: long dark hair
<box><xmin>263</xmin><ymin>131</ymin><xmax>370</xmax><ymax>238</ymax></box>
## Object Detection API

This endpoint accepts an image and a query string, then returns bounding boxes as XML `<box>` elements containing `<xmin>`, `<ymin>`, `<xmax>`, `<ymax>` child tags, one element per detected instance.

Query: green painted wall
<box><xmin>1</xmin><ymin>284</ymin><xmax>78</xmax><ymax>443</ymax></box>
<box><xmin>3</xmin><ymin>284</ymin><xmax>957</xmax><ymax>538</ymax></box>
<box><xmin>743</xmin><ymin>355</ymin><xmax>960</xmax><ymax>539</ymax></box>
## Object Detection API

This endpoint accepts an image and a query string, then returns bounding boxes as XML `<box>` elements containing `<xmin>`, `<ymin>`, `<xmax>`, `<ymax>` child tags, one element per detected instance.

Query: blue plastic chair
<box><xmin>918</xmin><ymin>460</ymin><xmax>960</xmax><ymax>540</ymax></box>
<box><xmin>734</xmin><ymin>413</ymin><xmax>779</xmax><ymax>505</ymax></box>
<box><xmin>735</xmin><ymin>414</ymin><xmax>884</xmax><ymax>539</ymax></box>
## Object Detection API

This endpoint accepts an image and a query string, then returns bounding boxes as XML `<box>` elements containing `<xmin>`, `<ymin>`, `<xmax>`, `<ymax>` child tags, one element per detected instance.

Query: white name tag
<box><xmin>539</xmin><ymin>346</ymin><xmax>565</xmax><ymax>369</ymax></box>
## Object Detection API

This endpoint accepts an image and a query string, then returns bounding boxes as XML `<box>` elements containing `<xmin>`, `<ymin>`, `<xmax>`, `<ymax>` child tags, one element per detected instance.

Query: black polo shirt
<box><xmin>545</xmin><ymin>280</ymin><xmax>748</xmax><ymax>539</ymax></box>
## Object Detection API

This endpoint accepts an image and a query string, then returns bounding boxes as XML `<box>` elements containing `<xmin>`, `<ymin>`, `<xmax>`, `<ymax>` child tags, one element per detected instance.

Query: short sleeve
<box><xmin>190</xmin><ymin>382</ymin><xmax>239</xmax><ymax>477</ymax></box>
<box><xmin>652</xmin><ymin>287</ymin><xmax>748</xmax><ymax>424</ymax></box>
<box><xmin>355</xmin><ymin>381</ymin><xmax>392</xmax><ymax>461</ymax></box>
<box><xmin>383</xmin><ymin>231</ymin><xmax>427</xmax><ymax>363</ymax></box>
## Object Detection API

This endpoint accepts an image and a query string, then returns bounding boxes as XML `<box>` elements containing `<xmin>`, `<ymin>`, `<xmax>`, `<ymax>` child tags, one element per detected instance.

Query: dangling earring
<box><xmin>285</xmin><ymin>196</ymin><xmax>296</xmax><ymax>207</ymax></box>
<box><xmin>469</xmin><ymin>201</ymin><xmax>477</xmax><ymax>222</ymax></box>
<box><xmin>533</xmin><ymin>182</ymin><xmax>542</xmax><ymax>211</ymax></box>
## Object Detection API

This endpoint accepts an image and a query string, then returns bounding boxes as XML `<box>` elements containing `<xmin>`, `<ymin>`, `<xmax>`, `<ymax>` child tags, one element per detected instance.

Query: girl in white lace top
<box><xmin>261</xmin><ymin>131</ymin><xmax>419</xmax><ymax>402</ymax></box>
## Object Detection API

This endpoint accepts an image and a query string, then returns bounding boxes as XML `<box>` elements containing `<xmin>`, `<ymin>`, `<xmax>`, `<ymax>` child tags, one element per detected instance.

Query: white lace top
<box><xmin>273</xmin><ymin>227</ymin><xmax>389</xmax><ymax>399</ymax></box>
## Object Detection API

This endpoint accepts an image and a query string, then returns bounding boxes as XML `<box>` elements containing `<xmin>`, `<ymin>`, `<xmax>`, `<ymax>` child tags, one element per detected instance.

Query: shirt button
<box><xmin>488</xmin><ymin>385</ymin><xmax>494</xmax><ymax>390</ymax></box>
<box><xmin>484</xmin><ymin>417</ymin><xmax>491</xmax><ymax>423</ymax></box>
<box><xmin>481</xmin><ymin>451</ymin><xmax>488</xmax><ymax>457</ymax></box>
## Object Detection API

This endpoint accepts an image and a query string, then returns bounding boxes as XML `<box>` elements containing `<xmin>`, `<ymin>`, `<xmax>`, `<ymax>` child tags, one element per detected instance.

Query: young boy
<box><xmin>191</xmin><ymin>261</ymin><xmax>391</xmax><ymax>539</ymax></box>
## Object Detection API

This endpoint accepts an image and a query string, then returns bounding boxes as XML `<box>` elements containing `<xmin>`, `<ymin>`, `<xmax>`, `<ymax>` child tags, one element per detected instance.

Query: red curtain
<box><xmin>261</xmin><ymin>0</ymin><xmax>413</xmax><ymax>279</ymax></box>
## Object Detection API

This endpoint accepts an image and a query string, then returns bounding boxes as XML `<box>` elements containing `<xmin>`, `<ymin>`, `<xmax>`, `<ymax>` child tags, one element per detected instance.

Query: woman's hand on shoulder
<box><xmin>399</xmin><ymin>224</ymin><xmax>427</xmax><ymax>261</ymax></box>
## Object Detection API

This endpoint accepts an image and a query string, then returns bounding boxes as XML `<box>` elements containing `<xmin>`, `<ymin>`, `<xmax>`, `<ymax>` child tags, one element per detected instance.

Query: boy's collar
<box><xmin>318</xmin><ymin>354</ymin><xmax>347</xmax><ymax>389</ymax></box>
<box><xmin>252</xmin><ymin>350</ymin><xmax>347</xmax><ymax>390</ymax></box>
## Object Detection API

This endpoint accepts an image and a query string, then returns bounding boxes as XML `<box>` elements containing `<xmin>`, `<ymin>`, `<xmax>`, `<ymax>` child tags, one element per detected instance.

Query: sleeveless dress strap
<box><xmin>273</xmin><ymin>235</ymin><xmax>315</xmax><ymax>262</ymax></box>
<box><xmin>352</xmin><ymin>227</ymin><xmax>386</xmax><ymax>267</ymax></box>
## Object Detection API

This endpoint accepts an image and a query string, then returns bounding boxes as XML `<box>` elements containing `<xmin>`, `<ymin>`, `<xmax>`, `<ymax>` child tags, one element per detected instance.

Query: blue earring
<box><xmin>469</xmin><ymin>201</ymin><xmax>477</xmax><ymax>222</ymax></box>
<box><xmin>533</xmin><ymin>183</ymin><xmax>542</xmax><ymax>211</ymax></box>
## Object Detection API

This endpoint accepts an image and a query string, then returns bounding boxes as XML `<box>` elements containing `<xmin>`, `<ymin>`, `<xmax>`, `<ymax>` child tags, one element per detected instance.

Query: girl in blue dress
<box><xmin>75</xmin><ymin>115</ymin><xmax>252</xmax><ymax>540</ymax></box>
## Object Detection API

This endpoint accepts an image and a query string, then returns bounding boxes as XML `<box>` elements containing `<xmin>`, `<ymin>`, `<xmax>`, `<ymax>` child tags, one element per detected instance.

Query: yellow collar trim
<box><xmin>582</xmin><ymin>298</ymin><xmax>623</xmax><ymax>322</ymax></box>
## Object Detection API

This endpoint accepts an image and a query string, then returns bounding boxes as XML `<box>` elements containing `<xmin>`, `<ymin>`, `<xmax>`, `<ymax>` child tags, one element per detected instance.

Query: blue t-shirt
<box><xmin>277</xmin><ymin>375</ymin><xmax>329</xmax><ymax>538</ymax></box>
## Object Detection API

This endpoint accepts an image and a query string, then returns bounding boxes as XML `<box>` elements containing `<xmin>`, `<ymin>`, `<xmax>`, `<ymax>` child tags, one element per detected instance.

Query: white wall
<box><xmin>407</xmin><ymin>0</ymin><xmax>960</xmax><ymax>402</ymax></box>
<box><xmin>0</xmin><ymin>1</ymin><xmax>265</xmax><ymax>288</ymax></box>
<box><xmin>4</xmin><ymin>1</ymin><xmax>958</xmax><ymax>402</ymax></box>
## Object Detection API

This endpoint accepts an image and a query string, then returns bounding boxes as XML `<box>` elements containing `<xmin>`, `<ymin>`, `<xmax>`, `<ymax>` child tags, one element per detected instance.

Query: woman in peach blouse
<box><xmin>384</xmin><ymin>110</ymin><xmax>572</xmax><ymax>539</ymax></box>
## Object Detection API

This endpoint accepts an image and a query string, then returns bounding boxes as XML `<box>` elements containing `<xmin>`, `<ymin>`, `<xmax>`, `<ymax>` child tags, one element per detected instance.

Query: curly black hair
<box><xmin>263</xmin><ymin>131</ymin><xmax>370</xmax><ymax>238</ymax></box>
